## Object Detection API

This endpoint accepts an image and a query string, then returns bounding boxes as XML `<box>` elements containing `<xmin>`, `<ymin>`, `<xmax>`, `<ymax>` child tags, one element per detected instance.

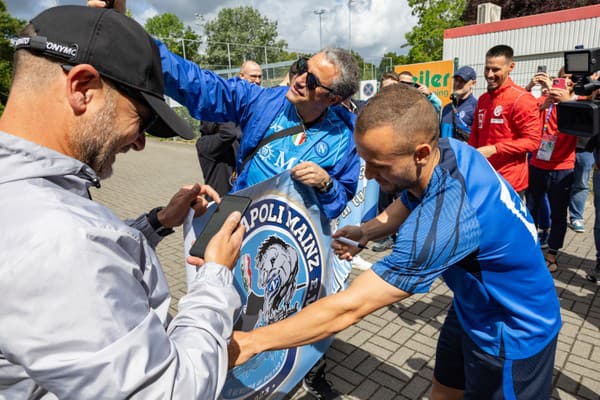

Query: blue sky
<box><xmin>5</xmin><ymin>0</ymin><xmax>417</xmax><ymax>61</ymax></box>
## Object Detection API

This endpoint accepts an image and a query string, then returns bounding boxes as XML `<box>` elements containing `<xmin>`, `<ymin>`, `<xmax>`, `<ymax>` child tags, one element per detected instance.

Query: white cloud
<box><xmin>6</xmin><ymin>0</ymin><xmax>417</xmax><ymax>60</ymax></box>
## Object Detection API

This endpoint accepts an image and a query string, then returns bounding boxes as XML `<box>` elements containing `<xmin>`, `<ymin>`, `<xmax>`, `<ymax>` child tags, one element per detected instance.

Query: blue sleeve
<box><xmin>372</xmin><ymin>169</ymin><xmax>481</xmax><ymax>293</ymax></box>
<box><xmin>315</xmin><ymin>107</ymin><xmax>360</xmax><ymax>219</ymax></box>
<box><xmin>156</xmin><ymin>39</ymin><xmax>260</xmax><ymax>125</ymax></box>
<box><xmin>427</xmin><ymin>92</ymin><xmax>442</xmax><ymax>114</ymax></box>
<box><xmin>316</xmin><ymin>143</ymin><xmax>360</xmax><ymax>219</ymax></box>
<box><xmin>440</xmin><ymin>104</ymin><xmax>453</xmax><ymax>138</ymax></box>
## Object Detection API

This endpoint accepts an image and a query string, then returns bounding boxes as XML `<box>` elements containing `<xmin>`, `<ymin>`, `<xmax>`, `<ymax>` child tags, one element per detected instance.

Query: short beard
<box><xmin>69</xmin><ymin>89</ymin><xmax>120</xmax><ymax>179</ymax></box>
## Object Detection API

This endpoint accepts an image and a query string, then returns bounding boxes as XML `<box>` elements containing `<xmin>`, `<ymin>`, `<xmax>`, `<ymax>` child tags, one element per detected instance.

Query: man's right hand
<box><xmin>186</xmin><ymin>211</ymin><xmax>246</xmax><ymax>270</ymax></box>
<box><xmin>87</xmin><ymin>0</ymin><xmax>126</xmax><ymax>13</ymax></box>
<box><xmin>332</xmin><ymin>225</ymin><xmax>367</xmax><ymax>261</ymax></box>
<box><xmin>228</xmin><ymin>330</ymin><xmax>256</xmax><ymax>368</ymax></box>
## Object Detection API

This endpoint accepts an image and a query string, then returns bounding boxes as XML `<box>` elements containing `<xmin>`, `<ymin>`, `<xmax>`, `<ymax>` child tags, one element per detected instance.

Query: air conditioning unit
<box><xmin>477</xmin><ymin>3</ymin><xmax>501</xmax><ymax>24</ymax></box>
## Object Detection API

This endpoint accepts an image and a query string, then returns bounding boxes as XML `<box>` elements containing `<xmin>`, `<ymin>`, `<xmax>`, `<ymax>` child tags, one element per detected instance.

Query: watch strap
<box><xmin>147</xmin><ymin>207</ymin><xmax>174</xmax><ymax>237</ymax></box>
<box><xmin>318</xmin><ymin>178</ymin><xmax>333</xmax><ymax>193</ymax></box>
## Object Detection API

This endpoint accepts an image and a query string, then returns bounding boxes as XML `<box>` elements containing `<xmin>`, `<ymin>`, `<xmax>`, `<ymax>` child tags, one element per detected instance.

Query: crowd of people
<box><xmin>0</xmin><ymin>1</ymin><xmax>598</xmax><ymax>399</ymax></box>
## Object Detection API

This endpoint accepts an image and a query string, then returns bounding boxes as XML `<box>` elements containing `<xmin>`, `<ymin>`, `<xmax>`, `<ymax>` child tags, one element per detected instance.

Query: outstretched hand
<box><xmin>158</xmin><ymin>184</ymin><xmax>220</xmax><ymax>228</ymax></box>
<box><xmin>331</xmin><ymin>225</ymin><xmax>367</xmax><ymax>261</ymax></box>
<box><xmin>87</xmin><ymin>0</ymin><xmax>126</xmax><ymax>13</ymax></box>
<box><xmin>228</xmin><ymin>330</ymin><xmax>256</xmax><ymax>368</ymax></box>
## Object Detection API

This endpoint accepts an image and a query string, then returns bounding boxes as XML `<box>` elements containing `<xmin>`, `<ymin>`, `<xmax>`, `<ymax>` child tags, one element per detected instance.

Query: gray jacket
<box><xmin>0</xmin><ymin>132</ymin><xmax>240</xmax><ymax>399</ymax></box>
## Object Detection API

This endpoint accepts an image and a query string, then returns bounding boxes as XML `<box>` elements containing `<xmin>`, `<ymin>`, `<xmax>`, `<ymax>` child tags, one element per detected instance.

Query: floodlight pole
<box><xmin>313</xmin><ymin>9</ymin><xmax>326</xmax><ymax>50</ymax></box>
<box><xmin>348</xmin><ymin>0</ymin><xmax>355</xmax><ymax>53</ymax></box>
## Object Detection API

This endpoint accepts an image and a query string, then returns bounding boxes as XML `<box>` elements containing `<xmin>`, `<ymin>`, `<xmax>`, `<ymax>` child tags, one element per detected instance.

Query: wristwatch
<box><xmin>147</xmin><ymin>206</ymin><xmax>174</xmax><ymax>237</ymax></box>
<box><xmin>318</xmin><ymin>178</ymin><xmax>333</xmax><ymax>193</ymax></box>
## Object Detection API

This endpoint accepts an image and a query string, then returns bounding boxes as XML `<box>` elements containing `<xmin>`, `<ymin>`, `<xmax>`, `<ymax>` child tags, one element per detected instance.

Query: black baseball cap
<box><xmin>14</xmin><ymin>5</ymin><xmax>194</xmax><ymax>140</ymax></box>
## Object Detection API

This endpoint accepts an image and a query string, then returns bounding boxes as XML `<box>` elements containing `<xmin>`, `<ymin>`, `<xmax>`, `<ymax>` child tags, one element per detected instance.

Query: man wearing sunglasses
<box><xmin>0</xmin><ymin>6</ymin><xmax>246</xmax><ymax>399</ymax></box>
<box><xmin>90</xmin><ymin>0</ymin><xmax>361</xmax><ymax>222</ymax></box>
<box><xmin>162</xmin><ymin>48</ymin><xmax>361</xmax><ymax>220</ymax></box>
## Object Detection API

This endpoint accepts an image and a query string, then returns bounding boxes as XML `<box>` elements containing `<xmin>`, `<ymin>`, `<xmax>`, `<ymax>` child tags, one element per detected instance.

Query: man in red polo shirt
<box><xmin>469</xmin><ymin>45</ymin><xmax>541</xmax><ymax>197</ymax></box>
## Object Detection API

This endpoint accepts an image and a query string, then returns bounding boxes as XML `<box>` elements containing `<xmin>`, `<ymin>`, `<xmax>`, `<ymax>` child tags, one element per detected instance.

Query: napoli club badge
<box><xmin>221</xmin><ymin>196</ymin><xmax>325</xmax><ymax>399</ymax></box>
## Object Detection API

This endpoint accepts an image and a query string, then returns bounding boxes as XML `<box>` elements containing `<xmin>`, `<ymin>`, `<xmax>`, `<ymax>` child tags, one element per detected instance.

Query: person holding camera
<box><xmin>526</xmin><ymin>67</ymin><xmax>578</xmax><ymax>273</ymax></box>
<box><xmin>398</xmin><ymin>70</ymin><xmax>442</xmax><ymax>113</ymax></box>
<box><xmin>525</xmin><ymin>67</ymin><xmax>553</xmax><ymax>95</ymax></box>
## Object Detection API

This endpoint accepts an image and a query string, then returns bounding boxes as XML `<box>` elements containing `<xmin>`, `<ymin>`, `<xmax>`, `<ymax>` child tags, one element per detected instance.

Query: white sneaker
<box><xmin>351</xmin><ymin>255</ymin><xmax>372</xmax><ymax>271</ymax></box>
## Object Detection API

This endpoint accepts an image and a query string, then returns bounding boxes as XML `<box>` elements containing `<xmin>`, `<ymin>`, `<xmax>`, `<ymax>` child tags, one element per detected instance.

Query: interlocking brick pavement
<box><xmin>93</xmin><ymin>139</ymin><xmax>600</xmax><ymax>399</ymax></box>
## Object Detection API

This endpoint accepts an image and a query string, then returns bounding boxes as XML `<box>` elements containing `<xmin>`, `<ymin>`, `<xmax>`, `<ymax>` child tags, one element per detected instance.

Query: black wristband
<box><xmin>147</xmin><ymin>207</ymin><xmax>174</xmax><ymax>237</ymax></box>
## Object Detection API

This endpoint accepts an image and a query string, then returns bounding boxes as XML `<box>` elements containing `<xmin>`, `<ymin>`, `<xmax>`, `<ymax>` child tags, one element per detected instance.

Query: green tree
<box><xmin>202</xmin><ymin>6</ymin><xmax>291</xmax><ymax>69</ymax></box>
<box><xmin>145</xmin><ymin>13</ymin><xmax>202</xmax><ymax>64</ymax></box>
<box><xmin>0</xmin><ymin>0</ymin><xmax>25</xmax><ymax>113</ymax></box>
<box><xmin>404</xmin><ymin>0</ymin><xmax>467</xmax><ymax>63</ymax></box>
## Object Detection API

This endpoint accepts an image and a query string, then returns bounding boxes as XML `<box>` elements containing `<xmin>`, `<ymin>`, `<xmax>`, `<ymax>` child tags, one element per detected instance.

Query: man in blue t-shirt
<box><xmin>440</xmin><ymin>66</ymin><xmax>478</xmax><ymax>141</ymax></box>
<box><xmin>231</xmin><ymin>84</ymin><xmax>561</xmax><ymax>399</ymax></box>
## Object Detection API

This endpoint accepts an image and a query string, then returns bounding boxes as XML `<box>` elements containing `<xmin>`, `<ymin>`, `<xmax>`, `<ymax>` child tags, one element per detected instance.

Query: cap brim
<box><xmin>141</xmin><ymin>92</ymin><xmax>194</xmax><ymax>140</ymax></box>
<box><xmin>453</xmin><ymin>74</ymin><xmax>473</xmax><ymax>81</ymax></box>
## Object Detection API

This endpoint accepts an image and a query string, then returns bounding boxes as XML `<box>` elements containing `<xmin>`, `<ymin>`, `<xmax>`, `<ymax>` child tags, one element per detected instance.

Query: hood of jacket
<box><xmin>0</xmin><ymin>131</ymin><xmax>101</xmax><ymax>197</ymax></box>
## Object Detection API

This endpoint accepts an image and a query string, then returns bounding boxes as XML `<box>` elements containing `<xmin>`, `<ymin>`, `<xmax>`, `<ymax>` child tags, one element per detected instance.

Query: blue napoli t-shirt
<box><xmin>243</xmin><ymin>102</ymin><xmax>352</xmax><ymax>188</ymax></box>
<box><xmin>372</xmin><ymin>138</ymin><xmax>561</xmax><ymax>360</ymax></box>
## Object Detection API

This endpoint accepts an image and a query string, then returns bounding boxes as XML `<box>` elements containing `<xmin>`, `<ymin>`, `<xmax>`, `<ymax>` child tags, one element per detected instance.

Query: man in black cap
<box><xmin>0</xmin><ymin>6</ymin><xmax>244</xmax><ymax>399</ymax></box>
<box><xmin>440</xmin><ymin>66</ymin><xmax>478</xmax><ymax>141</ymax></box>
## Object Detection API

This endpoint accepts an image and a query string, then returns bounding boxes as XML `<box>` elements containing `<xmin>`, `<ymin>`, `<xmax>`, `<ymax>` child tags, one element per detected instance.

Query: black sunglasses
<box><xmin>400</xmin><ymin>80</ymin><xmax>421</xmax><ymax>89</ymax></box>
<box><xmin>61</xmin><ymin>64</ymin><xmax>158</xmax><ymax>133</ymax></box>
<box><xmin>110</xmin><ymin>82</ymin><xmax>158</xmax><ymax>134</ymax></box>
<box><xmin>296</xmin><ymin>58</ymin><xmax>336</xmax><ymax>94</ymax></box>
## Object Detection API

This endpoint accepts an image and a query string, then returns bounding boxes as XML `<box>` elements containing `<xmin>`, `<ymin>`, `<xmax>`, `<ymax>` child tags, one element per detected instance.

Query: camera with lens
<box><xmin>557</xmin><ymin>47</ymin><xmax>600</xmax><ymax>137</ymax></box>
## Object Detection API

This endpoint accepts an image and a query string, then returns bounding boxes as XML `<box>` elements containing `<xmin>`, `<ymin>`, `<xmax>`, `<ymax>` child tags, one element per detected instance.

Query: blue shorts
<box><xmin>434</xmin><ymin>306</ymin><xmax>557</xmax><ymax>399</ymax></box>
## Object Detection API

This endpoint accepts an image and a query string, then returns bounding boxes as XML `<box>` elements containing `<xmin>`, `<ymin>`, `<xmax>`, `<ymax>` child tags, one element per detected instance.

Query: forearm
<box><xmin>168</xmin><ymin>262</ymin><xmax>241</xmax><ymax>398</ymax></box>
<box><xmin>360</xmin><ymin>199</ymin><xmax>408</xmax><ymax>241</ymax></box>
<box><xmin>495</xmin><ymin>136</ymin><xmax>540</xmax><ymax>156</ymax></box>
<box><xmin>427</xmin><ymin>92</ymin><xmax>442</xmax><ymax>113</ymax></box>
<box><xmin>233</xmin><ymin>270</ymin><xmax>411</xmax><ymax>366</ymax></box>
<box><xmin>248</xmin><ymin>290</ymin><xmax>364</xmax><ymax>354</ymax></box>
<box><xmin>156</xmin><ymin>40</ymin><xmax>241</xmax><ymax>124</ymax></box>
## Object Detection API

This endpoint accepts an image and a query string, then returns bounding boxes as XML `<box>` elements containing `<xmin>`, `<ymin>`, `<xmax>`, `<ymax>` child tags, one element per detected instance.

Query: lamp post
<box><xmin>313</xmin><ymin>9</ymin><xmax>326</xmax><ymax>50</ymax></box>
<box><xmin>348</xmin><ymin>0</ymin><xmax>355</xmax><ymax>52</ymax></box>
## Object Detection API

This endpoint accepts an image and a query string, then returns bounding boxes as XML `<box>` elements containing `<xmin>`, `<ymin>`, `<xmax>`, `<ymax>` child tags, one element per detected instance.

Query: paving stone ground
<box><xmin>93</xmin><ymin>138</ymin><xmax>600</xmax><ymax>400</ymax></box>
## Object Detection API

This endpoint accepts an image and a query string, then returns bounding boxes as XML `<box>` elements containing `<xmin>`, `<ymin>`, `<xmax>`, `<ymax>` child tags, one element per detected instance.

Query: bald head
<box><xmin>356</xmin><ymin>84</ymin><xmax>439</xmax><ymax>152</ymax></box>
<box><xmin>240</xmin><ymin>60</ymin><xmax>262</xmax><ymax>85</ymax></box>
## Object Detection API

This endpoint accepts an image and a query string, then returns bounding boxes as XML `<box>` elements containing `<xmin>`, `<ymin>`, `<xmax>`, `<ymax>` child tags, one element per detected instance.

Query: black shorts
<box><xmin>434</xmin><ymin>306</ymin><xmax>557</xmax><ymax>399</ymax></box>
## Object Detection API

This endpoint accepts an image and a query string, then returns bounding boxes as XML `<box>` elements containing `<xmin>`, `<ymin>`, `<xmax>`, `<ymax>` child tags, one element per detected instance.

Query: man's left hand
<box><xmin>477</xmin><ymin>145</ymin><xmax>497</xmax><ymax>158</ymax></box>
<box><xmin>548</xmin><ymin>87</ymin><xmax>570</xmax><ymax>103</ymax></box>
<box><xmin>87</xmin><ymin>0</ymin><xmax>126</xmax><ymax>12</ymax></box>
<box><xmin>291</xmin><ymin>161</ymin><xmax>331</xmax><ymax>190</ymax></box>
<box><xmin>158</xmin><ymin>184</ymin><xmax>220</xmax><ymax>228</ymax></box>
